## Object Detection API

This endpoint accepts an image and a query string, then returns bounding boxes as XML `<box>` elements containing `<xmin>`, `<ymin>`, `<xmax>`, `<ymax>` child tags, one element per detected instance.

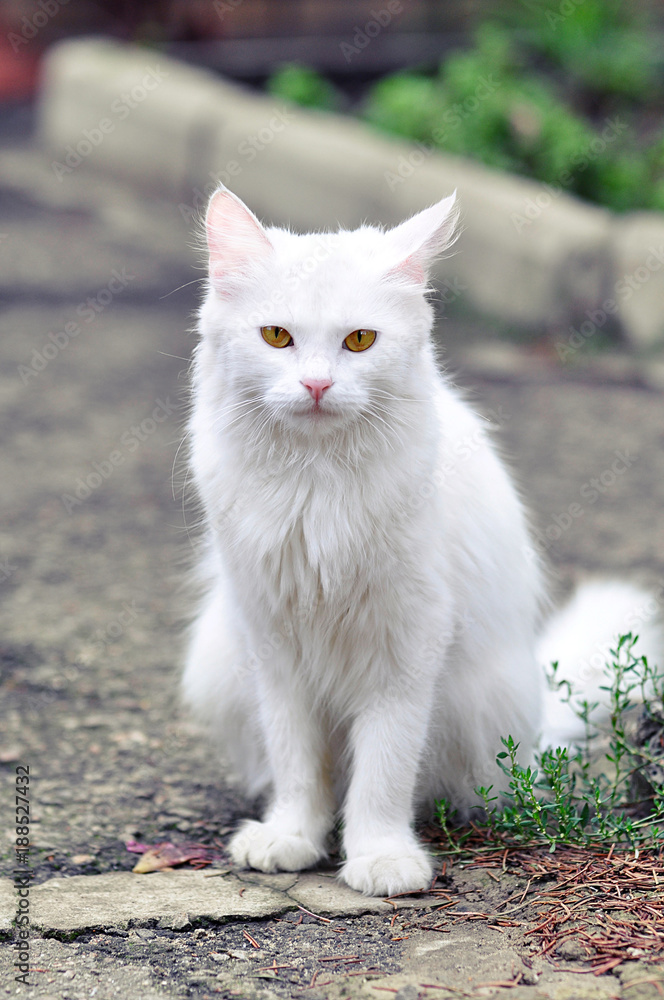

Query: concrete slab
<box><xmin>288</xmin><ymin>872</ymin><xmax>440</xmax><ymax>917</ymax></box>
<box><xmin>31</xmin><ymin>870</ymin><xmax>294</xmax><ymax>932</ymax></box>
<box><xmin>237</xmin><ymin>870</ymin><xmax>299</xmax><ymax>892</ymax></box>
<box><xmin>288</xmin><ymin>872</ymin><xmax>394</xmax><ymax>917</ymax></box>
<box><xmin>28</xmin><ymin>867</ymin><xmax>443</xmax><ymax>935</ymax></box>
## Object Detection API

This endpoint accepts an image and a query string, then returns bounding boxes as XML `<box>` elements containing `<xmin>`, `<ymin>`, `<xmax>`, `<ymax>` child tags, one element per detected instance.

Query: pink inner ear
<box><xmin>386</xmin><ymin>193</ymin><xmax>459</xmax><ymax>286</ymax></box>
<box><xmin>390</xmin><ymin>253</ymin><xmax>426</xmax><ymax>284</ymax></box>
<box><xmin>206</xmin><ymin>190</ymin><xmax>272</xmax><ymax>288</ymax></box>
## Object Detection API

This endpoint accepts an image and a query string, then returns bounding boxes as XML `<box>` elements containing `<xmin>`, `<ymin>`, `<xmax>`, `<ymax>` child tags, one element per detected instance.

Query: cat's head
<box><xmin>198</xmin><ymin>185</ymin><xmax>458</xmax><ymax>440</ymax></box>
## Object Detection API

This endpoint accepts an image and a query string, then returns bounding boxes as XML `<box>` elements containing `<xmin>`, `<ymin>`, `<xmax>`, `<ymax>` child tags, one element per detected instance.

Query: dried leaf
<box><xmin>125</xmin><ymin>841</ymin><xmax>153</xmax><ymax>854</ymax></box>
<box><xmin>129</xmin><ymin>840</ymin><xmax>213</xmax><ymax>873</ymax></box>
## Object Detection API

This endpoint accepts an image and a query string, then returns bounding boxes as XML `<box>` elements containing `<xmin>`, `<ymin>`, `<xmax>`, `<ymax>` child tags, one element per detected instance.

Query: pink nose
<box><xmin>301</xmin><ymin>378</ymin><xmax>333</xmax><ymax>403</ymax></box>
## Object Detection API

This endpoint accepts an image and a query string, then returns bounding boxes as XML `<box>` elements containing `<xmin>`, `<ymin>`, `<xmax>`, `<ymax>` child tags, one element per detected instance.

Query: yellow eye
<box><xmin>261</xmin><ymin>325</ymin><xmax>293</xmax><ymax>348</ymax></box>
<box><xmin>343</xmin><ymin>329</ymin><xmax>376</xmax><ymax>352</ymax></box>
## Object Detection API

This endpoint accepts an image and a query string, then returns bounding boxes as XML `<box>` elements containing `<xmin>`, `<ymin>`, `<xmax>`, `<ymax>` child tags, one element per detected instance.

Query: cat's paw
<box><xmin>228</xmin><ymin>820</ymin><xmax>324</xmax><ymax>873</ymax></box>
<box><xmin>341</xmin><ymin>842</ymin><xmax>433</xmax><ymax>897</ymax></box>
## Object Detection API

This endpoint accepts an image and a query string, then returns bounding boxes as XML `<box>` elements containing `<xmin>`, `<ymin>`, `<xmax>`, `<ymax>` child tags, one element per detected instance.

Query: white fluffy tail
<box><xmin>537</xmin><ymin>580</ymin><xmax>663</xmax><ymax>749</ymax></box>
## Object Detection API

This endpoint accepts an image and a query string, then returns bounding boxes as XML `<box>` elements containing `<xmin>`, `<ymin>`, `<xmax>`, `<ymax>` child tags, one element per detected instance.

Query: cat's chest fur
<box><xmin>214</xmin><ymin>434</ymin><xmax>434</xmax><ymax>619</ymax></box>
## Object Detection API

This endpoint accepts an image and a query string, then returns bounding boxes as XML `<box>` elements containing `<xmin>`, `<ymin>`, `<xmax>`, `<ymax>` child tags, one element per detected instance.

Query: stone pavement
<box><xmin>11</xmin><ymin>869</ymin><xmax>434</xmax><ymax>934</ymax></box>
<box><xmin>1</xmin><ymin>142</ymin><xmax>664</xmax><ymax>999</ymax></box>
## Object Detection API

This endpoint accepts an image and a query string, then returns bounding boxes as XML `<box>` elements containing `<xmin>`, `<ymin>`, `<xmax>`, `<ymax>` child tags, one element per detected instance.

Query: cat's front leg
<box><xmin>341</xmin><ymin>681</ymin><xmax>435</xmax><ymax>897</ymax></box>
<box><xmin>228</xmin><ymin>667</ymin><xmax>334</xmax><ymax>874</ymax></box>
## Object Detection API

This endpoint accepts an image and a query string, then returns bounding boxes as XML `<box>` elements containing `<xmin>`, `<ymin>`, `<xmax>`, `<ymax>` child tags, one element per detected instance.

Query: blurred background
<box><xmin>2</xmin><ymin>0</ymin><xmax>664</xmax><ymax>213</ymax></box>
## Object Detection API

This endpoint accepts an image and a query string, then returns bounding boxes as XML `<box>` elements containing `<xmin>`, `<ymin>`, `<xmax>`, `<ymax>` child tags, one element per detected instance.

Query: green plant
<box><xmin>437</xmin><ymin>634</ymin><xmax>664</xmax><ymax>853</ymax></box>
<box><xmin>363</xmin><ymin>24</ymin><xmax>625</xmax><ymax>202</ymax></box>
<box><xmin>262</xmin><ymin>8</ymin><xmax>663</xmax><ymax>215</ymax></box>
<box><xmin>521</xmin><ymin>0</ymin><xmax>660</xmax><ymax>102</ymax></box>
<box><xmin>266</xmin><ymin>63</ymin><xmax>341</xmax><ymax>111</ymax></box>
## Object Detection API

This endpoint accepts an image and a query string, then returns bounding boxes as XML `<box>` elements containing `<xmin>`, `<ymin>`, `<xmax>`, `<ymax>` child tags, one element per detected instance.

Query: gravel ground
<box><xmin>1</xmin><ymin>144</ymin><xmax>663</xmax><ymax>1000</ymax></box>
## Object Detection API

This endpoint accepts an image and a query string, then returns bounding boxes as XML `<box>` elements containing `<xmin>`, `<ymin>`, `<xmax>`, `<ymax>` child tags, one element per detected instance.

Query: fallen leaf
<box><xmin>129</xmin><ymin>840</ymin><xmax>214</xmax><ymax>873</ymax></box>
<box><xmin>125</xmin><ymin>841</ymin><xmax>153</xmax><ymax>854</ymax></box>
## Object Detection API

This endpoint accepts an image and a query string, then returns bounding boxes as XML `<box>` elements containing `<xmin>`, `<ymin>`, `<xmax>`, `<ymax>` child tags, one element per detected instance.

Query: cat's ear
<box><xmin>386</xmin><ymin>192</ymin><xmax>459</xmax><ymax>285</ymax></box>
<box><xmin>205</xmin><ymin>185</ymin><xmax>273</xmax><ymax>293</ymax></box>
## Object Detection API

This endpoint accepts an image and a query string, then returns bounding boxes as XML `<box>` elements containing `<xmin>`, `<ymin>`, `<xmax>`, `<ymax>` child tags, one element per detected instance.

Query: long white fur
<box><xmin>182</xmin><ymin>186</ymin><xmax>661</xmax><ymax>896</ymax></box>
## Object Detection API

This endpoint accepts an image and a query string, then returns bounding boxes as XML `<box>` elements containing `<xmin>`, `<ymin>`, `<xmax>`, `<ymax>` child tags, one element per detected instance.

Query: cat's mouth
<box><xmin>305</xmin><ymin>406</ymin><xmax>334</xmax><ymax>418</ymax></box>
<box><xmin>294</xmin><ymin>398</ymin><xmax>335</xmax><ymax>416</ymax></box>
<box><xmin>293</xmin><ymin>401</ymin><xmax>340</xmax><ymax>421</ymax></box>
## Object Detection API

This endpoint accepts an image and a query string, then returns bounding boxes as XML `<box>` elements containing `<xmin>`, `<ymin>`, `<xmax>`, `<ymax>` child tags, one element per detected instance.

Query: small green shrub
<box><xmin>437</xmin><ymin>634</ymin><xmax>664</xmax><ymax>853</ymax></box>
<box><xmin>363</xmin><ymin>22</ymin><xmax>664</xmax><ymax>211</ymax></box>
<box><xmin>523</xmin><ymin>0</ymin><xmax>659</xmax><ymax>102</ymax></box>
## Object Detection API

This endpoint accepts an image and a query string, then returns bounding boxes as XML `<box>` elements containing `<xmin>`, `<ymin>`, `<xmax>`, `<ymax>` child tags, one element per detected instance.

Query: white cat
<box><xmin>182</xmin><ymin>186</ymin><xmax>659</xmax><ymax>897</ymax></box>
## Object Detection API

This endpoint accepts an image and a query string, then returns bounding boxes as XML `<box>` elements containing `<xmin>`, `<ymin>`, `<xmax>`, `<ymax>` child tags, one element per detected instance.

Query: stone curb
<box><xmin>37</xmin><ymin>38</ymin><xmax>664</xmax><ymax>349</ymax></box>
<box><xmin>0</xmin><ymin>871</ymin><xmax>438</xmax><ymax>934</ymax></box>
